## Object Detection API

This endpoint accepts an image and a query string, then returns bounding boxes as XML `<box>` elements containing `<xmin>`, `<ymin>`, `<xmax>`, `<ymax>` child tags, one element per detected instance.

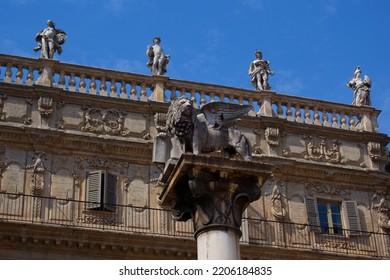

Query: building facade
<box><xmin>0</xmin><ymin>54</ymin><xmax>389</xmax><ymax>259</ymax></box>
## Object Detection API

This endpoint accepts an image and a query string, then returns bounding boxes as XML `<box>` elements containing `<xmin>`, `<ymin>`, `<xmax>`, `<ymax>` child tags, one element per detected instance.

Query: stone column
<box><xmin>158</xmin><ymin>155</ymin><xmax>271</xmax><ymax>260</ymax></box>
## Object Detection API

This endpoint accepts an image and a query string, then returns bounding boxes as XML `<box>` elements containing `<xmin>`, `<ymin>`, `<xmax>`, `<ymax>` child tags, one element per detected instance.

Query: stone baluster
<box><xmin>170</xmin><ymin>87</ymin><xmax>177</xmax><ymax>101</ymax></box>
<box><xmin>89</xmin><ymin>76</ymin><xmax>97</xmax><ymax>95</ymax></box>
<box><xmin>277</xmin><ymin>102</ymin><xmax>284</xmax><ymax>118</ymax></box>
<box><xmin>313</xmin><ymin>106</ymin><xmax>322</xmax><ymax>125</ymax></box>
<box><xmin>200</xmin><ymin>91</ymin><xmax>206</xmax><ymax>107</ymax></box>
<box><xmin>340</xmin><ymin>111</ymin><xmax>348</xmax><ymax>129</ymax></box>
<box><xmin>58</xmin><ymin>71</ymin><xmax>66</xmax><ymax>89</ymax></box>
<box><xmin>331</xmin><ymin>110</ymin><xmax>340</xmax><ymax>128</ymax></box>
<box><xmin>68</xmin><ymin>73</ymin><xmax>76</xmax><ymax>92</ymax></box>
<box><xmin>349</xmin><ymin>113</ymin><xmax>356</xmax><ymax>131</ymax></box>
<box><xmin>286</xmin><ymin>103</ymin><xmax>294</xmax><ymax>122</ymax></box>
<box><xmin>209</xmin><ymin>92</ymin><xmax>216</xmax><ymax>102</ymax></box>
<box><xmin>26</xmin><ymin>66</ymin><xmax>35</xmax><ymax>86</ymax></box>
<box><xmin>238</xmin><ymin>96</ymin><xmax>244</xmax><ymax>105</ymax></box>
<box><xmin>99</xmin><ymin>77</ymin><xmax>107</xmax><ymax>96</ymax></box>
<box><xmin>140</xmin><ymin>83</ymin><xmax>147</xmax><ymax>101</ymax></box>
<box><xmin>248</xmin><ymin>98</ymin><xmax>256</xmax><ymax>116</ymax></box>
<box><xmin>190</xmin><ymin>89</ymin><xmax>198</xmax><ymax>109</ymax></box>
<box><xmin>304</xmin><ymin>105</ymin><xmax>312</xmax><ymax>124</ymax></box>
<box><xmin>229</xmin><ymin>95</ymin><xmax>234</xmax><ymax>104</ymax></box>
<box><xmin>4</xmin><ymin>63</ymin><xmax>12</xmax><ymax>83</ymax></box>
<box><xmin>120</xmin><ymin>80</ymin><xmax>127</xmax><ymax>99</ymax></box>
<box><xmin>130</xmin><ymin>82</ymin><xmax>137</xmax><ymax>100</ymax></box>
<box><xmin>322</xmin><ymin>110</ymin><xmax>331</xmax><ymax>127</ymax></box>
<box><xmin>219</xmin><ymin>92</ymin><xmax>225</xmax><ymax>102</ymax></box>
<box><xmin>79</xmin><ymin>74</ymin><xmax>86</xmax><ymax>93</ymax></box>
<box><xmin>15</xmin><ymin>65</ymin><xmax>23</xmax><ymax>85</ymax></box>
<box><xmin>109</xmin><ymin>79</ymin><xmax>117</xmax><ymax>98</ymax></box>
<box><xmin>180</xmin><ymin>88</ymin><xmax>186</xmax><ymax>99</ymax></box>
<box><xmin>294</xmin><ymin>104</ymin><xmax>303</xmax><ymax>123</ymax></box>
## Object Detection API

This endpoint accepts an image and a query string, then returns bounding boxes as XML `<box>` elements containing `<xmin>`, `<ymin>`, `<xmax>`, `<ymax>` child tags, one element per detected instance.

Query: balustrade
<box><xmin>0</xmin><ymin>192</ymin><xmax>388</xmax><ymax>259</ymax></box>
<box><xmin>0</xmin><ymin>54</ymin><xmax>381</xmax><ymax>132</ymax></box>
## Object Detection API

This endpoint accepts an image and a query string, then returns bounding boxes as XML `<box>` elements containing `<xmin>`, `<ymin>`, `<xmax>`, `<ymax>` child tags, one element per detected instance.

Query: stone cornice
<box><xmin>256</xmin><ymin>155</ymin><xmax>390</xmax><ymax>190</ymax></box>
<box><xmin>0</xmin><ymin>123</ymin><xmax>152</xmax><ymax>164</ymax></box>
<box><xmin>0</xmin><ymin>222</ymin><xmax>196</xmax><ymax>260</ymax></box>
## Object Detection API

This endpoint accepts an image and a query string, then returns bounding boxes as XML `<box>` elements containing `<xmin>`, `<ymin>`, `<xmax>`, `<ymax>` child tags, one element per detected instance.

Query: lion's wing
<box><xmin>200</xmin><ymin>102</ymin><xmax>251</xmax><ymax>129</ymax></box>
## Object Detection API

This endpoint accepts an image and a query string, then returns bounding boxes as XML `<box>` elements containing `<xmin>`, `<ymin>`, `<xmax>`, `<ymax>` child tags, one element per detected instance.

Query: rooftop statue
<box><xmin>347</xmin><ymin>66</ymin><xmax>372</xmax><ymax>106</ymax></box>
<box><xmin>248</xmin><ymin>50</ymin><xmax>274</xmax><ymax>91</ymax></box>
<box><xmin>33</xmin><ymin>20</ymin><xmax>67</xmax><ymax>59</ymax></box>
<box><xmin>157</xmin><ymin>97</ymin><xmax>252</xmax><ymax>161</ymax></box>
<box><xmin>146</xmin><ymin>37</ymin><xmax>170</xmax><ymax>75</ymax></box>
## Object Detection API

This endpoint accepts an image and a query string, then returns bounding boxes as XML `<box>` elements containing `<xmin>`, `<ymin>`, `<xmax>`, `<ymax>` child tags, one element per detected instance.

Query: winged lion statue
<box><xmin>156</xmin><ymin>97</ymin><xmax>252</xmax><ymax>161</ymax></box>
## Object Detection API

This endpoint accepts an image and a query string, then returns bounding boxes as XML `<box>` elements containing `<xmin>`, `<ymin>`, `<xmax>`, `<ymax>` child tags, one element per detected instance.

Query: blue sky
<box><xmin>1</xmin><ymin>0</ymin><xmax>390</xmax><ymax>138</ymax></box>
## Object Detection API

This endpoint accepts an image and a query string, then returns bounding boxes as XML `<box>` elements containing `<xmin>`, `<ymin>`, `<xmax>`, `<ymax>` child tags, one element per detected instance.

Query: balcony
<box><xmin>0</xmin><ymin>192</ymin><xmax>388</xmax><ymax>259</ymax></box>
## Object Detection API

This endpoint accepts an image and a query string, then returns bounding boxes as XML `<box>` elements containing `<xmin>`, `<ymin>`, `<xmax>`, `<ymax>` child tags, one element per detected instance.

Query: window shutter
<box><xmin>86</xmin><ymin>171</ymin><xmax>102</xmax><ymax>210</ymax></box>
<box><xmin>342</xmin><ymin>200</ymin><xmax>361</xmax><ymax>236</ymax></box>
<box><xmin>305</xmin><ymin>197</ymin><xmax>320</xmax><ymax>232</ymax></box>
<box><xmin>104</xmin><ymin>172</ymin><xmax>117</xmax><ymax>212</ymax></box>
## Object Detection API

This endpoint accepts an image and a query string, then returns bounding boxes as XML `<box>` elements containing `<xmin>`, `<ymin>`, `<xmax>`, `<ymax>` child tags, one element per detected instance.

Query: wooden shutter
<box><xmin>86</xmin><ymin>171</ymin><xmax>102</xmax><ymax>210</ymax></box>
<box><xmin>103</xmin><ymin>172</ymin><xmax>117</xmax><ymax>212</ymax></box>
<box><xmin>305</xmin><ymin>197</ymin><xmax>320</xmax><ymax>232</ymax></box>
<box><xmin>342</xmin><ymin>200</ymin><xmax>361</xmax><ymax>236</ymax></box>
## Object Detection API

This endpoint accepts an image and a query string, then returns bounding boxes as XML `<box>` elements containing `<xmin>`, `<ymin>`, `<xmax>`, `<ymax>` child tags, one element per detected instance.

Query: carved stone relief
<box><xmin>26</xmin><ymin>152</ymin><xmax>50</xmax><ymax>195</ymax></box>
<box><xmin>371</xmin><ymin>193</ymin><xmax>390</xmax><ymax>231</ymax></box>
<box><xmin>303</xmin><ymin>136</ymin><xmax>345</xmax><ymax>164</ymax></box>
<box><xmin>0</xmin><ymin>94</ymin><xmax>7</xmax><ymax>121</ymax></box>
<box><xmin>38</xmin><ymin>96</ymin><xmax>54</xmax><ymax>126</ymax></box>
<box><xmin>80</xmin><ymin>106</ymin><xmax>130</xmax><ymax>137</ymax></box>
<box><xmin>265</xmin><ymin>127</ymin><xmax>280</xmax><ymax>147</ymax></box>
<box><xmin>75</xmin><ymin>155</ymin><xmax>128</xmax><ymax>174</ymax></box>
<box><xmin>305</xmin><ymin>182</ymin><xmax>350</xmax><ymax>197</ymax></box>
<box><xmin>265</xmin><ymin>177</ymin><xmax>288</xmax><ymax>220</ymax></box>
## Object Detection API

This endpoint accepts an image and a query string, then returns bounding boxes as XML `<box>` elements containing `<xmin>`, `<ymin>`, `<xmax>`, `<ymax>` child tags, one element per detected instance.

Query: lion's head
<box><xmin>165</xmin><ymin>97</ymin><xmax>196</xmax><ymax>141</ymax></box>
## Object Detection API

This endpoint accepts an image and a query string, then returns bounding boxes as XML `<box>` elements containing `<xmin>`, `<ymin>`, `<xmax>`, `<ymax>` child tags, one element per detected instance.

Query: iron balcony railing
<box><xmin>0</xmin><ymin>191</ymin><xmax>389</xmax><ymax>259</ymax></box>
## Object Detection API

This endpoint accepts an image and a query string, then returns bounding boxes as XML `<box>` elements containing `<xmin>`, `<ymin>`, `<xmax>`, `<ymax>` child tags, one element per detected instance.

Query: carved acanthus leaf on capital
<box><xmin>171</xmin><ymin>168</ymin><xmax>261</xmax><ymax>237</ymax></box>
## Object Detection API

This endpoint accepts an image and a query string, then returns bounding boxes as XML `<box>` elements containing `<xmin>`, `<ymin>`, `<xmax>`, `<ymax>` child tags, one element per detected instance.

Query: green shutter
<box><xmin>86</xmin><ymin>171</ymin><xmax>102</xmax><ymax>210</ymax></box>
<box><xmin>342</xmin><ymin>200</ymin><xmax>361</xmax><ymax>236</ymax></box>
<box><xmin>305</xmin><ymin>197</ymin><xmax>320</xmax><ymax>232</ymax></box>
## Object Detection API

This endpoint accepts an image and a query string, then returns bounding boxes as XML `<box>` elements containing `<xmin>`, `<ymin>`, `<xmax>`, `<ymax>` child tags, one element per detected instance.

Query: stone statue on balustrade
<box><xmin>146</xmin><ymin>37</ymin><xmax>170</xmax><ymax>75</ymax></box>
<box><xmin>347</xmin><ymin>66</ymin><xmax>372</xmax><ymax>106</ymax></box>
<box><xmin>248</xmin><ymin>50</ymin><xmax>274</xmax><ymax>91</ymax></box>
<box><xmin>153</xmin><ymin>97</ymin><xmax>252</xmax><ymax>165</ymax></box>
<box><xmin>33</xmin><ymin>20</ymin><xmax>67</xmax><ymax>59</ymax></box>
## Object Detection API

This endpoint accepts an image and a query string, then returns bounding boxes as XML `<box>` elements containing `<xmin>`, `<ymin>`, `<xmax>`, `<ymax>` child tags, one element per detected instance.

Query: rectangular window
<box><xmin>317</xmin><ymin>201</ymin><xmax>342</xmax><ymax>234</ymax></box>
<box><xmin>86</xmin><ymin>170</ymin><xmax>117</xmax><ymax>212</ymax></box>
<box><xmin>306</xmin><ymin>197</ymin><xmax>361</xmax><ymax>236</ymax></box>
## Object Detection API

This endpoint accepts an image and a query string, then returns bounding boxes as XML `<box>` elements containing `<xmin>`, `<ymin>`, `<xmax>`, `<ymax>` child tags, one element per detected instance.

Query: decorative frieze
<box><xmin>303</xmin><ymin>136</ymin><xmax>345</xmax><ymax>164</ymax></box>
<box><xmin>305</xmin><ymin>182</ymin><xmax>350</xmax><ymax>196</ymax></box>
<box><xmin>80</xmin><ymin>106</ymin><xmax>130</xmax><ymax>137</ymax></box>
<box><xmin>75</xmin><ymin>155</ymin><xmax>128</xmax><ymax>173</ymax></box>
